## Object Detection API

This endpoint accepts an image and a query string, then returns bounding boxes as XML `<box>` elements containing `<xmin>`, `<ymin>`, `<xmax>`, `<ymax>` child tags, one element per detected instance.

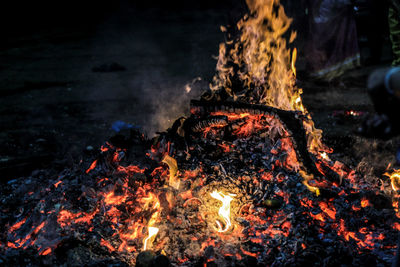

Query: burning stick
<box><xmin>162</xmin><ymin>155</ymin><xmax>180</xmax><ymax>190</ymax></box>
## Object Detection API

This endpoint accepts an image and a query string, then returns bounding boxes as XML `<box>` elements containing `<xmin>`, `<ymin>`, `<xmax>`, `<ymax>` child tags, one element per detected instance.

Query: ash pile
<box><xmin>1</xmin><ymin>99</ymin><xmax>399</xmax><ymax>267</ymax></box>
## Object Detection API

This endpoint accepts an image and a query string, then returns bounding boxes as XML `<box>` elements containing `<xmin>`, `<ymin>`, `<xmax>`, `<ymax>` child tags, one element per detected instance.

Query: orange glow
<box><xmin>101</xmin><ymin>238</ymin><xmax>115</xmax><ymax>252</ymax></box>
<box><xmin>233</xmin><ymin>115</ymin><xmax>264</xmax><ymax>137</ymax></box>
<box><xmin>39</xmin><ymin>247</ymin><xmax>52</xmax><ymax>256</ymax></box>
<box><xmin>54</xmin><ymin>180</ymin><xmax>62</xmax><ymax>188</ymax></box>
<box><xmin>218</xmin><ymin>143</ymin><xmax>231</xmax><ymax>153</ymax></box>
<box><xmin>9</xmin><ymin>217</ymin><xmax>27</xmax><ymax>232</ymax></box>
<box><xmin>319</xmin><ymin>202</ymin><xmax>336</xmax><ymax>220</ymax></box>
<box><xmin>57</xmin><ymin>209</ymin><xmax>96</xmax><ymax>228</ymax></box>
<box><xmin>211</xmin><ymin>111</ymin><xmax>250</xmax><ymax>120</ymax></box>
<box><xmin>86</xmin><ymin>159</ymin><xmax>98</xmax><ymax>174</ymax></box>
<box><xmin>361</xmin><ymin>198</ymin><xmax>370</xmax><ymax>208</ymax></box>
<box><xmin>310</xmin><ymin>212</ymin><xmax>325</xmax><ymax>222</ymax></box>
<box><xmin>104</xmin><ymin>191</ymin><xmax>127</xmax><ymax>206</ymax></box>
<box><xmin>240</xmin><ymin>248</ymin><xmax>258</xmax><ymax>258</ymax></box>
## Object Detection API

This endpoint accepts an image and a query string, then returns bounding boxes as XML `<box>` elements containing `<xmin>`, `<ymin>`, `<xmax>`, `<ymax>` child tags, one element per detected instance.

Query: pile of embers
<box><xmin>1</xmin><ymin>100</ymin><xmax>400</xmax><ymax>267</ymax></box>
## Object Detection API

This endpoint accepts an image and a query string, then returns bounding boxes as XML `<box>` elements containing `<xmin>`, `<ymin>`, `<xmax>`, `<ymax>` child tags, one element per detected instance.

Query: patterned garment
<box><xmin>305</xmin><ymin>0</ymin><xmax>360</xmax><ymax>81</ymax></box>
<box><xmin>389</xmin><ymin>0</ymin><xmax>400</xmax><ymax>65</ymax></box>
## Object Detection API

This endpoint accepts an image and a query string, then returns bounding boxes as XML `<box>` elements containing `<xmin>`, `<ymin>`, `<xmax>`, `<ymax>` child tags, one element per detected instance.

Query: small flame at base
<box><xmin>384</xmin><ymin>169</ymin><xmax>400</xmax><ymax>191</ymax></box>
<box><xmin>143</xmin><ymin>227</ymin><xmax>159</xmax><ymax>251</ymax></box>
<box><xmin>210</xmin><ymin>191</ymin><xmax>236</xmax><ymax>233</ymax></box>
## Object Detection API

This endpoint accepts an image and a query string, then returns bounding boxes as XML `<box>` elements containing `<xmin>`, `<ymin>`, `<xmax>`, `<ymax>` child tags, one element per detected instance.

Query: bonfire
<box><xmin>2</xmin><ymin>0</ymin><xmax>400</xmax><ymax>266</ymax></box>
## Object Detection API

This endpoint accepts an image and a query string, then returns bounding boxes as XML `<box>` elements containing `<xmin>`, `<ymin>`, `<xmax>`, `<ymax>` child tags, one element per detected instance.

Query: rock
<box><xmin>136</xmin><ymin>251</ymin><xmax>156</xmax><ymax>267</ymax></box>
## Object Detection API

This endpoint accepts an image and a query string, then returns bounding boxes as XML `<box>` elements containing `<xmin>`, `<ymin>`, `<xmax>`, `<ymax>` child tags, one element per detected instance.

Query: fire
<box><xmin>143</xmin><ymin>226</ymin><xmax>159</xmax><ymax>251</ymax></box>
<box><xmin>291</xmin><ymin>48</ymin><xmax>297</xmax><ymax>77</ymax></box>
<box><xmin>384</xmin><ymin>169</ymin><xmax>400</xmax><ymax>191</ymax></box>
<box><xmin>162</xmin><ymin>155</ymin><xmax>180</xmax><ymax>190</ymax></box>
<box><xmin>210</xmin><ymin>191</ymin><xmax>236</xmax><ymax>232</ymax></box>
<box><xmin>210</xmin><ymin>0</ymin><xmax>327</xmax><ymax>154</ymax></box>
<box><xmin>3</xmin><ymin>0</ymin><xmax>400</xmax><ymax>265</ymax></box>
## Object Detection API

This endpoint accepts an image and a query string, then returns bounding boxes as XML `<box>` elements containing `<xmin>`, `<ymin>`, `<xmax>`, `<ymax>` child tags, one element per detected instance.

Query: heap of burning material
<box><xmin>1</xmin><ymin>103</ymin><xmax>399</xmax><ymax>266</ymax></box>
<box><xmin>1</xmin><ymin>0</ymin><xmax>400</xmax><ymax>266</ymax></box>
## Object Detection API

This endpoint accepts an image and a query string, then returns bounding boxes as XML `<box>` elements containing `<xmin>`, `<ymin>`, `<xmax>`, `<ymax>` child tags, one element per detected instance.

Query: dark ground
<box><xmin>0</xmin><ymin>0</ymin><xmax>398</xmax><ymax>185</ymax></box>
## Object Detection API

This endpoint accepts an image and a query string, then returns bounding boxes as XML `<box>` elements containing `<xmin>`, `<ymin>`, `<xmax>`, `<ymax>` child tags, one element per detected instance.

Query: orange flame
<box><xmin>210</xmin><ymin>0</ymin><xmax>327</xmax><ymax>154</ymax></box>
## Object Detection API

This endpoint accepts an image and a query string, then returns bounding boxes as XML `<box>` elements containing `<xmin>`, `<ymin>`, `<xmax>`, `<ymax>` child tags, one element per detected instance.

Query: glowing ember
<box><xmin>210</xmin><ymin>191</ymin><xmax>236</xmax><ymax>233</ymax></box>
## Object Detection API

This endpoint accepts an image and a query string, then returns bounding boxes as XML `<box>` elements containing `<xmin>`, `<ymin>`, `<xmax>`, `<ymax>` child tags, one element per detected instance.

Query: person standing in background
<box><xmin>305</xmin><ymin>0</ymin><xmax>361</xmax><ymax>81</ymax></box>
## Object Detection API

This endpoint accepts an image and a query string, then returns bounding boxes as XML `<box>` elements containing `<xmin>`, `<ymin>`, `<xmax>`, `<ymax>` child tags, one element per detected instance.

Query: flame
<box><xmin>291</xmin><ymin>48</ymin><xmax>297</xmax><ymax>77</ymax></box>
<box><xmin>320</xmin><ymin>152</ymin><xmax>330</xmax><ymax>161</ymax></box>
<box><xmin>384</xmin><ymin>169</ymin><xmax>400</xmax><ymax>191</ymax></box>
<box><xmin>210</xmin><ymin>191</ymin><xmax>236</xmax><ymax>232</ymax></box>
<box><xmin>143</xmin><ymin>226</ymin><xmax>159</xmax><ymax>251</ymax></box>
<box><xmin>210</xmin><ymin>0</ymin><xmax>327</xmax><ymax>154</ymax></box>
<box><xmin>162</xmin><ymin>155</ymin><xmax>180</xmax><ymax>190</ymax></box>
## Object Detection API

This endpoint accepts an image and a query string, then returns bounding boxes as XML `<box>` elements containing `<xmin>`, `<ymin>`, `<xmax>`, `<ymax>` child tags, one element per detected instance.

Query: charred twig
<box><xmin>190</xmin><ymin>116</ymin><xmax>228</xmax><ymax>133</ymax></box>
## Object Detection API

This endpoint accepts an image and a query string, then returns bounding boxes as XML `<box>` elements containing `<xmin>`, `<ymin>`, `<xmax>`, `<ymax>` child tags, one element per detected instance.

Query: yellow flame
<box><xmin>299</xmin><ymin>170</ymin><xmax>320</xmax><ymax>196</ymax></box>
<box><xmin>140</xmin><ymin>192</ymin><xmax>161</xmax><ymax>251</ymax></box>
<box><xmin>320</xmin><ymin>152</ymin><xmax>330</xmax><ymax>161</ymax></box>
<box><xmin>384</xmin><ymin>169</ymin><xmax>400</xmax><ymax>191</ymax></box>
<box><xmin>162</xmin><ymin>155</ymin><xmax>180</xmax><ymax>190</ymax></box>
<box><xmin>210</xmin><ymin>191</ymin><xmax>235</xmax><ymax>232</ymax></box>
<box><xmin>210</xmin><ymin>0</ymin><xmax>329</xmax><ymax>155</ymax></box>
<box><xmin>143</xmin><ymin>226</ymin><xmax>159</xmax><ymax>250</ymax></box>
<box><xmin>291</xmin><ymin>48</ymin><xmax>297</xmax><ymax>77</ymax></box>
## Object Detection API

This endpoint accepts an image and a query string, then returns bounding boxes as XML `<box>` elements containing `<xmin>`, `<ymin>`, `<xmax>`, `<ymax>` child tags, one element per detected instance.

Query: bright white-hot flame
<box><xmin>210</xmin><ymin>191</ymin><xmax>236</xmax><ymax>232</ymax></box>
<box><xmin>384</xmin><ymin>169</ymin><xmax>400</xmax><ymax>191</ymax></box>
<box><xmin>320</xmin><ymin>152</ymin><xmax>330</xmax><ymax>161</ymax></box>
<box><xmin>143</xmin><ymin>226</ymin><xmax>159</xmax><ymax>250</ymax></box>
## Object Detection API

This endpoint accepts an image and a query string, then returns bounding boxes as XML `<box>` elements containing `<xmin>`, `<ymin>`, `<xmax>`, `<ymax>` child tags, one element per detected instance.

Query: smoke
<box><xmin>83</xmin><ymin>1</ymin><xmax>225</xmax><ymax>138</ymax></box>
<box><xmin>141</xmin><ymin>76</ymin><xmax>205</xmax><ymax>137</ymax></box>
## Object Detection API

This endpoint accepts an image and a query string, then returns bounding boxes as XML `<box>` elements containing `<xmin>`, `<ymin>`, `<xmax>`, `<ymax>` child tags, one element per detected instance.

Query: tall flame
<box><xmin>210</xmin><ymin>191</ymin><xmax>235</xmax><ymax>232</ymax></box>
<box><xmin>210</xmin><ymin>0</ymin><xmax>327</xmax><ymax>154</ymax></box>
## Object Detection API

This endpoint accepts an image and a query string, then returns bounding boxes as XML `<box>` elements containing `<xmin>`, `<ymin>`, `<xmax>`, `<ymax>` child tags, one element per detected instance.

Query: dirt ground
<box><xmin>0</xmin><ymin>2</ymin><xmax>398</xmax><ymax>185</ymax></box>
